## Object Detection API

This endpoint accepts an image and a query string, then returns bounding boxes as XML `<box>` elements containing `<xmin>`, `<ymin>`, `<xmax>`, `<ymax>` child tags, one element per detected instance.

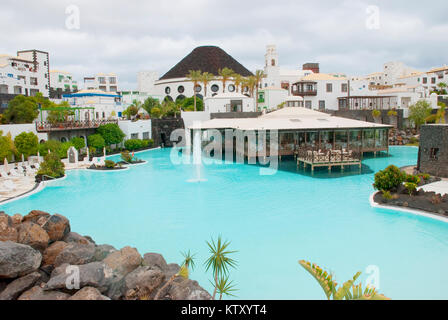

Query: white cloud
<box><xmin>1</xmin><ymin>0</ymin><xmax>447</xmax><ymax>89</ymax></box>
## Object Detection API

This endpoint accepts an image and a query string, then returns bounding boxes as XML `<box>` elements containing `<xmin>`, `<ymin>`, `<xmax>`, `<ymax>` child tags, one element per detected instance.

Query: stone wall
<box><xmin>418</xmin><ymin>124</ymin><xmax>448</xmax><ymax>177</ymax></box>
<box><xmin>151</xmin><ymin>118</ymin><xmax>185</xmax><ymax>147</ymax></box>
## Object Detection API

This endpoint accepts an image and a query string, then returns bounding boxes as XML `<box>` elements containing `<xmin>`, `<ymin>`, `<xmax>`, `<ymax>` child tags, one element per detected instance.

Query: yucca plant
<box><xmin>154</xmin><ymin>251</ymin><xmax>195</xmax><ymax>300</ymax></box>
<box><xmin>213</xmin><ymin>274</ymin><xmax>237</xmax><ymax>300</ymax></box>
<box><xmin>299</xmin><ymin>260</ymin><xmax>390</xmax><ymax>300</ymax></box>
<box><xmin>205</xmin><ymin>236</ymin><xmax>237</xmax><ymax>300</ymax></box>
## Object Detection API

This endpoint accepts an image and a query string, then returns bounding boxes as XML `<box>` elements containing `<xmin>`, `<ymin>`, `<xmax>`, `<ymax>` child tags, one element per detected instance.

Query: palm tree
<box><xmin>200</xmin><ymin>72</ymin><xmax>214</xmax><ymax>98</ymax></box>
<box><xmin>437</xmin><ymin>82</ymin><xmax>447</xmax><ymax>94</ymax></box>
<box><xmin>232</xmin><ymin>73</ymin><xmax>243</xmax><ymax>93</ymax></box>
<box><xmin>204</xmin><ymin>236</ymin><xmax>237</xmax><ymax>300</ymax></box>
<box><xmin>218</xmin><ymin>68</ymin><xmax>234</xmax><ymax>93</ymax></box>
<box><xmin>299</xmin><ymin>260</ymin><xmax>389</xmax><ymax>300</ymax></box>
<box><xmin>187</xmin><ymin>70</ymin><xmax>202</xmax><ymax>111</ymax></box>
<box><xmin>254</xmin><ymin>70</ymin><xmax>266</xmax><ymax>111</ymax></box>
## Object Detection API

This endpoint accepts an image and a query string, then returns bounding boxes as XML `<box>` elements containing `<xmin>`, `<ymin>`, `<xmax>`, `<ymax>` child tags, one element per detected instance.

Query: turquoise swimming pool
<box><xmin>1</xmin><ymin>146</ymin><xmax>448</xmax><ymax>299</ymax></box>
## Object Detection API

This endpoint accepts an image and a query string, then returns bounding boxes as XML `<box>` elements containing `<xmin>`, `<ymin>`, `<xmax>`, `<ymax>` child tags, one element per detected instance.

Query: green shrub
<box><xmin>405</xmin><ymin>174</ymin><xmax>420</xmax><ymax>184</ymax></box>
<box><xmin>97</xmin><ymin>123</ymin><xmax>125</xmax><ymax>146</ymax></box>
<box><xmin>58</xmin><ymin>141</ymin><xmax>74</xmax><ymax>159</ymax></box>
<box><xmin>150</xmin><ymin>107</ymin><xmax>162</xmax><ymax>119</ymax></box>
<box><xmin>121</xmin><ymin>151</ymin><xmax>133</xmax><ymax>163</ymax></box>
<box><xmin>104</xmin><ymin>160</ymin><xmax>116</xmax><ymax>168</ymax></box>
<box><xmin>124</xmin><ymin>139</ymin><xmax>148</xmax><ymax>151</ymax></box>
<box><xmin>372</xmin><ymin>109</ymin><xmax>381</xmax><ymax>118</ymax></box>
<box><xmin>70</xmin><ymin>137</ymin><xmax>86</xmax><ymax>150</ymax></box>
<box><xmin>37</xmin><ymin>152</ymin><xmax>65</xmax><ymax>178</ymax></box>
<box><xmin>373</xmin><ymin>165</ymin><xmax>406</xmax><ymax>191</ymax></box>
<box><xmin>38</xmin><ymin>140</ymin><xmax>62</xmax><ymax>157</ymax></box>
<box><xmin>404</xmin><ymin>182</ymin><xmax>417</xmax><ymax>196</ymax></box>
<box><xmin>87</xmin><ymin>134</ymin><xmax>106</xmax><ymax>150</ymax></box>
<box><xmin>387</xmin><ymin>110</ymin><xmax>397</xmax><ymax>117</ymax></box>
<box><xmin>382</xmin><ymin>190</ymin><xmax>393</xmax><ymax>200</ymax></box>
<box><xmin>14</xmin><ymin>132</ymin><xmax>38</xmax><ymax>158</ymax></box>
<box><xmin>418</xmin><ymin>173</ymin><xmax>430</xmax><ymax>180</ymax></box>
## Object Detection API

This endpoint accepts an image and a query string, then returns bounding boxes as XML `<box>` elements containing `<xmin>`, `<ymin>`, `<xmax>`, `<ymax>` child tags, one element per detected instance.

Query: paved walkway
<box><xmin>421</xmin><ymin>180</ymin><xmax>448</xmax><ymax>195</ymax></box>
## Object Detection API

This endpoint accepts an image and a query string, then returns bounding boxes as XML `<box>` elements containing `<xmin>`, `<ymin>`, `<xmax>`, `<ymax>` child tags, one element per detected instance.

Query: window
<box><xmin>326</xmin><ymin>83</ymin><xmax>332</xmax><ymax>92</ymax></box>
<box><xmin>431</xmin><ymin>77</ymin><xmax>436</xmax><ymax>84</ymax></box>
<box><xmin>305</xmin><ymin>101</ymin><xmax>312</xmax><ymax>109</ymax></box>
<box><xmin>319</xmin><ymin>100</ymin><xmax>325</xmax><ymax>110</ymax></box>
<box><xmin>211</xmin><ymin>84</ymin><xmax>219</xmax><ymax>92</ymax></box>
<box><xmin>430</xmin><ymin>148</ymin><xmax>439</xmax><ymax>160</ymax></box>
<box><xmin>177</xmin><ymin>85</ymin><xmax>185</xmax><ymax>93</ymax></box>
<box><xmin>98</xmin><ymin>77</ymin><xmax>106</xmax><ymax>84</ymax></box>
<box><xmin>131</xmin><ymin>133</ymin><xmax>139</xmax><ymax>139</ymax></box>
<box><xmin>102</xmin><ymin>112</ymin><xmax>105</xmax><ymax>119</ymax></box>
<box><xmin>423</xmin><ymin>77</ymin><xmax>427</xmax><ymax>84</ymax></box>
<box><xmin>143</xmin><ymin>132</ymin><xmax>150</xmax><ymax>140</ymax></box>
<box><xmin>194</xmin><ymin>84</ymin><xmax>202</xmax><ymax>93</ymax></box>
<box><xmin>228</xmin><ymin>84</ymin><xmax>235</xmax><ymax>92</ymax></box>
<box><xmin>165</xmin><ymin>87</ymin><xmax>171</xmax><ymax>94</ymax></box>
<box><xmin>341</xmin><ymin>83</ymin><xmax>348</xmax><ymax>93</ymax></box>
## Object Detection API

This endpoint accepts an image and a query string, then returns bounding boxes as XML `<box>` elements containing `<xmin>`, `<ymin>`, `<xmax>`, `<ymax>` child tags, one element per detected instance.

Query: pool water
<box><xmin>1</xmin><ymin>146</ymin><xmax>448</xmax><ymax>300</ymax></box>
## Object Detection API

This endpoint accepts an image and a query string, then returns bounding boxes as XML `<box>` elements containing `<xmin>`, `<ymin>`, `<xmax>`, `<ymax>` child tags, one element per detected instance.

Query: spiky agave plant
<box><xmin>298</xmin><ymin>260</ymin><xmax>390</xmax><ymax>300</ymax></box>
<box><xmin>205</xmin><ymin>236</ymin><xmax>237</xmax><ymax>300</ymax></box>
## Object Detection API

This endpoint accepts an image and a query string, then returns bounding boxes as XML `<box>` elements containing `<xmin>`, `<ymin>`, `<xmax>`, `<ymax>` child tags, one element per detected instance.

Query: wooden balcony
<box><xmin>36</xmin><ymin>119</ymin><xmax>118</xmax><ymax>132</ymax></box>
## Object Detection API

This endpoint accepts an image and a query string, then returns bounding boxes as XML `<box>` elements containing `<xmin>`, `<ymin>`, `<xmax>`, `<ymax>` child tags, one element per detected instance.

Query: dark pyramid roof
<box><xmin>159</xmin><ymin>46</ymin><xmax>253</xmax><ymax>80</ymax></box>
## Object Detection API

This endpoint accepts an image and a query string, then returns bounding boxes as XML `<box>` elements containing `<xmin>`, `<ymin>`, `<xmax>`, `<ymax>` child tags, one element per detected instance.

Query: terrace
<box><xmin>36</xmin><ymin>119</ymin><xmax>118</xmax><ymax>132</ymax></box>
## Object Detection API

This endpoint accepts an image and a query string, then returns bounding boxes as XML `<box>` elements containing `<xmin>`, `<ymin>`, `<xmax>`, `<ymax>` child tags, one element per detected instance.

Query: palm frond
<box><xmin>298</xmin><ymin>260</ymin><xmax>337</xmax><ymax>300</ymax></box>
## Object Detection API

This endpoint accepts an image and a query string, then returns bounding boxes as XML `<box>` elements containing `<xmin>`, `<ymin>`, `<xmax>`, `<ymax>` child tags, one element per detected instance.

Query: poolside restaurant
<box><xmin>189</xmin><ymin>107</ymin><xmax>392</xmax><ymax>172</ymax></box>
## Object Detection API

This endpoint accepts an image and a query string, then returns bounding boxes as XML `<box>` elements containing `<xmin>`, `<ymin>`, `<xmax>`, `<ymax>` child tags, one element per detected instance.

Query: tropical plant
<box><xmin>154</xmin><ymin>258</ymin><xmax>191</xmax><ymax>300</ymax></box>
<box><xmin>187</xmin><ymin>70</ymin><xmax>202</xmax><ymax>111</ymax></box>
<box><xmin>200</xmin><ymin>72</ymin><xmax>214</xmax><ymax>98</ymax></box>
<box><xmin>124</xmin><ymin>139</ymin><xmax>149</xmax><ymax>151</ymax></box>
<box><xmin>104</xmin><ymin>160</ymin><xmax>116</xmax><ymax>168</ymax></box>
<box><xmin>405</xmin><ymin>174</ymin><xmax>420</xmax><ymax>185</ymax></box>
<box><xmin>0</xmin><ymin>131</ymin><xmax>17</xmax><ymax>161</ymax></box>
<box><xmin>96</xmin><ymin>123</ymin><xmax>125</xmax><ymax>146</ymax></box>
<box><xmin>37</xmin><ymin>152</ymin><xmax>65</xmax><ymax>178</ymax></box>
<box><xmin>46</xmin><ymin>101</ymin><xmax>75</xmax><ymax>124</ymax></box>
<box><xmin>417</xmin><ymin>173</ymin><xmax>430</xmax><ymax>181</ymax></box>
<box><xmin>58</xmin><ymin>141</ymin><xmax>75</xmax><ymax>159</ymax></box>
<box><xmin>404</xmin><ymin>182</ymin><xmax>417</xmax><ymax>196</ymax></box>
<box><xmin>437</xmin><ymin>82</ymin><xmax>447</xmax><ymax>94</ymax></box>
<box><xmin>120</xmin><ymin>150</ymin><xmax>133</xmax><ymax>163</ymax></box>
<box><xmin>38</xmin><ymin>140</ymin><xmax>62</xmax><ymax>157</ymax></box>
<box><xmin>179</xmin><ymin>96</ymin><xmax>203</xmax><ymax>112</ymax></box>
<box><xmin>218</xmin><ymin>68</ymin><xmax>234</xmax><ymax>93</ymax></box>
<box><xmin>205</xmin><ymin>236</ymin><xmax>237</xmax><ymax>300</ymax></box>
<box><xmin>150</xmin><ymin>107</ymin><xmax>162</xmax><ymax>119</ymax></box>
<box><xmin>232</xmin><ymin>73</ymin><xmax>243</xmax><ymax>93</ymax></box>
<box><xmin>299</xmin><ymin>260</ymin><xmax>389</xmax><ymax>300</ymax></box>
<box><xmin>87</xmin><ymin>134</ymin><xmax>106</xmax><ymax>150</ymax></box>
<box><xmin>254</xmin><ymin>70</ymin><xmax>265</xmax><ymax>111</ymax></box>
<box><xmin>14</xmin><ymin>132</ymin><xmax>38</xmax><ymax>159</ymax></box>
<box><xmin>142</xmin><ymin>97</ymin><xmax>161</xmax><ymax>115</ymax></box>
<box><xmin>214</xmin><ymin>275</ymin><xmax>237</xmax><ymax>300</ymax></box>
<box><xmin>427</xmin><ymin>102</ymin><xmax>446</xmax><ymax>124</ymax></box>
<box><xmin>243</xmin><ymin>76</ymin><xmax>257</xmax><ymax>98</ymax></box>
<box><xmin>373</xmin><ymin>165</ymin><xmax>407</xmax><ymax>192</ymax></box>
<box><xmin>408</xmin><ymin>100</ymin><xmax>432</xmax><ymax>129</ymax></box>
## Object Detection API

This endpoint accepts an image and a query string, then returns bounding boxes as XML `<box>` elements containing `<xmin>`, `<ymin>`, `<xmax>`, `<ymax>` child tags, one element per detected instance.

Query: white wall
<box><xmin>0</xmin><ymin>123</ymin><xmax>48</xmax><ymax>141</ymax></box>
<box><xmin>118</xmin><ymin>119</ymin><xmax>152</xmax><ymax>140</ymax></box>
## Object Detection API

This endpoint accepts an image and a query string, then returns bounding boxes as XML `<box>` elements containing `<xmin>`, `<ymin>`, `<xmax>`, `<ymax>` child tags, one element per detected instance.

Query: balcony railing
<box><xmin>36</xmin><ymin>119</ymin><xmax>118</xmax><ymax>132</ymax></box>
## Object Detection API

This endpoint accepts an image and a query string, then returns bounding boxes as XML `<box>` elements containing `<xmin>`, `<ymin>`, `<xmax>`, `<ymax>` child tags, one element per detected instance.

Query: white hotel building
<box><xmin>0</xmin><ymin>49</ymin><xmax>50</xmax><ymax>110</ymax></box>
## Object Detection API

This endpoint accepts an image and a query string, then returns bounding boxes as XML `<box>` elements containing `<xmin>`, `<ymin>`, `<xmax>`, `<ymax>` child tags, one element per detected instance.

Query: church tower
<box><xmin>264</xmin><ymin>45</ymin><xmax>280</xmax><ymax>87</ymax></box>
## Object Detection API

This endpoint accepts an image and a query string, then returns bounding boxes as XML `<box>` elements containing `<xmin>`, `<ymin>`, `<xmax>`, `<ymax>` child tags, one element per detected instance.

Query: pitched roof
<box><xmin>159</xmin><ymin>46</ymin><xmax>253</xmax><ymax>80</ymax></box>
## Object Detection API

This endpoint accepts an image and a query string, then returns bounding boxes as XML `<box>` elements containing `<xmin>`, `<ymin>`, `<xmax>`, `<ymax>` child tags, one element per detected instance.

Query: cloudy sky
<box><xmin>1</xmin><ymin>0</ymin><xmax>447</xmax><ymax>89</ymax></box>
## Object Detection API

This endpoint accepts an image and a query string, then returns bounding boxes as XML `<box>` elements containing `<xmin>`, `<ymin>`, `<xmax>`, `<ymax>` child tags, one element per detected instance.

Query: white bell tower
<box><xmin>264</xmin><ymin>45</ymin><xmax>280</xmax><ymax>87</ymax></box>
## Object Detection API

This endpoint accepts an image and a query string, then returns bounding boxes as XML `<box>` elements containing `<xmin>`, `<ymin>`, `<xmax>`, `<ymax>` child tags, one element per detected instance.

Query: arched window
<box><xmin>176</xmin><ymin>95</ymin><xmax>186</xmax><ymax>102</ymax></box>
<box><xmin>165</xmin><ymin>87</ymin><xmax>171</xmax><ymax>94</ymax></box>
<box><xmin>271</xmin><ymin>59</ymin><xmax>276</xmax><ymax>66</ymax></box>
<box><xmin>177</xmin><ymin>86</ymin><xmax>185</xmax><ymax>93</ymax></box>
